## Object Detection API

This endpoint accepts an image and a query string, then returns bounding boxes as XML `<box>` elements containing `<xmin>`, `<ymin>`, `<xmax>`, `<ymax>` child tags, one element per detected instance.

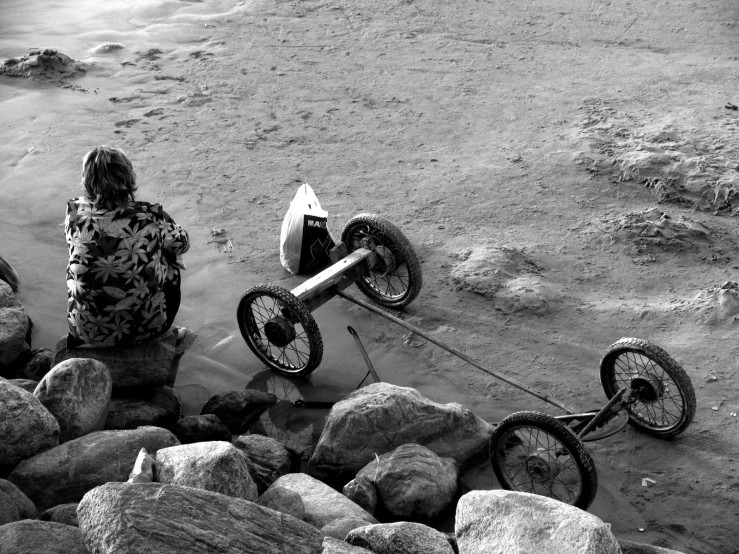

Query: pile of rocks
<box><xmin>0</xmin><ymin>268</ymin><xmax>683</xmax><ymax>554</ymax></box>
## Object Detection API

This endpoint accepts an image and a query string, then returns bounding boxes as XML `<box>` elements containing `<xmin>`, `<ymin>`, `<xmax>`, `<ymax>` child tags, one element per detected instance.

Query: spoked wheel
<box><xmin>600</xmin><ymin>338</ymin><xmax>696</xmax><ymax>438</ymax></box>
<box><xmin>489</xmin><ymin>411</ymin><xmax>598</xmax><ymax>510</ymax></box>
<box><xmin>237</xmin><ymin>284</ymin><xmax>323</xmax><ymax>378</ymax></box>
<box><xmin>340</xmin><ymin>214</ymin><xmax>422</xmax><ymax>309</ymax></box>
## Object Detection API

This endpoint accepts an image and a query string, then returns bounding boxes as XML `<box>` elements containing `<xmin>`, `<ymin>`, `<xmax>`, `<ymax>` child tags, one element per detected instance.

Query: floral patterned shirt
<box><xmin>65</xmin><ymin>197</ymin><xmax>189</xmax><ymax>347</ymax></box>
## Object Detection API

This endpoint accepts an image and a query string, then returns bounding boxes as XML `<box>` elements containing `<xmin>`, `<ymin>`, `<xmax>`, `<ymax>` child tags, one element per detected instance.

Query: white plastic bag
<box><xmin>279</xmin><ymin>184</ymin><xmax>335</xmax><ymax>274</ymax></box>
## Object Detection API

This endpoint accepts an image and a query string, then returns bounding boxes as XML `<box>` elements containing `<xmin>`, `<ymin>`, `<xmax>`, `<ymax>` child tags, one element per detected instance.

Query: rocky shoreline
<box><xmin>0</xmin><ymin>271</ymin><xmax>686</xmax><ymax>554</ymax></box>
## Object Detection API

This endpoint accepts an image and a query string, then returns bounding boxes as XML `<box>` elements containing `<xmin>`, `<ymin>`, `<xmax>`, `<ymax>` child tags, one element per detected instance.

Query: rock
<box><xmin>16</xmin><ymin>348</ymin><xmax>54</xmax><ymax>381</ymax></box>
<box><xmin>155</xmin><ymin>441</ymin><xmax>258</xmax><ymax>501</ymax></box>
<box><xmin>172</xmin><ymin>414</ymin><xmax>232</xmax><ymax>444</ymax></box>
<box><xmin>356</xmin><ymin>443</ymin><xmax>458</xmax><ymax>521</ymax></box>
<box><xmin>0</xmin><ymin>50</ymin><xmax>88</xmax><ymax>82</ymax></box>
<box><xmin>7</xmin><ymin>426</ymin><xmax>178</xmax><ymax>511</ymax></box>
<box><xmin>322</xmin><ymin>537</ymin><xmax>375</xmax><ymax>554</ymax></box>
<box><xmin>234</xmin><ymin>434</ymin><xmax>293</xmax><ymax>494</ymax></box>
<box><xmin>455</xmin><ymin>490</ymin><xmax>620</xmax><ymax>554</ymax></box>
<box><xmin>9</xmin><ymin>378</ymin><xmax>38</xmax><ymax>393</ymax></box>
<box><xmin>39</xmin><ymin>503</ymin><xmax>79</xmax><ymax>527</ymax></box>
<box><xmin>269</xmin><ymin>473</ymin><xmax>378</xmax><ymax>529</ymax></box>
<box><xmin>200</xmin><ymin>389</ymin><xmax>278</xmax><ymax>434</ymax></box>
<box><xmin>346</xmin><ymin>522</ymin><xmax>455</xmax><ymax>554</ymax></box>
<box><xmin>34</xmin><ymin>358</ymin><xmax>112</xmax><ymax>443</ymax></box>
<box><xmin>0</xmin><ymin>380</ymin><xmax>59</xmax><ymax>468</ymax></box>
<box><xmin>105</xmin><ymin>386</ymin><xmax>180</xmax><ymax>430</ymax></box>
<box><xmin>618</xmin><ymin>539</ymin><xmax>688</xmax><ymax>554</ymax></box>
<box><xmin>0</xmin><ymin>258</ymin><xmax>20</xmax><ymax>294</ymax></box>
<box><xmin>0</xmin><ymin>520</ymin><xmax>89</xmax><ymax>554</ymax></box>
<box><xmin>257</xmin><ymin>485</ymin><xmax>306</xmax><ymax>521</ymax></box>
<box><xmin>343</xmin><ymin>476</ymin><xmax>377</xmax><ymax>515</ymax></box>
<box><xmin>321</xmin><ymin>517</ymin><xmax>372</xmax><ymax>540</ymax></box>
<box><xmin>307</xmin><ymin>383</ymin><xmax>494</xmax><ymax>485</ymax></box>
<box><xmin>127</xmin><ymin>447</ymin><xmax>155</xmax><ymax>483</ymax></box>
<box><xmin>0</xmin><ymin>306</ymin><xmax>30</xmax><ymax>367</ymax></box>
<box><xmin>0</xmin><ymin>478</ymin><xmax>38</xmax><ymax>525</ymax></box>
<box><xmin>53</xmin><ymin>331</ymin><xmax>176</xmax><ymax>391</ymax></box>
<box><xmin>77</xmin><ymin>482</ymin><xmax>323</xmax><ymax>554</ymax></box>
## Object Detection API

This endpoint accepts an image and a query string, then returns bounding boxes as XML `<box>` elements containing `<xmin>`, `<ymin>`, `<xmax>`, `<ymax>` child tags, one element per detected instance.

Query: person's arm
<box><xmin>161</xmin><ymin>209</ymin><xmax>190</xmax><ymax>257</ymax></box>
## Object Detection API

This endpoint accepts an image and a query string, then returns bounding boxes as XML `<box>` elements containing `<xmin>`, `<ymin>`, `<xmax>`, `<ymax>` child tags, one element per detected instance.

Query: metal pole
<box><xmin>337</xmin><ymin>290</ymin><xmax>574</xmax><ymax>414</ymax></box>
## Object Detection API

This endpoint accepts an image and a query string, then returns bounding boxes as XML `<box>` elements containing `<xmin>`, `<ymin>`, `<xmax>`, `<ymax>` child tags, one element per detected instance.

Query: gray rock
<box><xmin>53</xmin><ymin>331</ymin><xmax>176</xmax><ymax>391</ymax></box>
<box><xmin>455</xmin><ymin>490</ymin><xmax>620</xmax><ymax>554</ymax></box>
<box><xmin>0</xmin><ymin>260</ymin><xmax>20</xmax><ymax>295</ymax></box>
<box><xmin>200</xmin><ymin>388</ymin><xmax>278</xmax><ymax>434</ymax></box>
<box><xmin>16</xmin><ymin>348</ymin><xmax>55</xmax><ymax>381</ymax></box>
<box><xmin>34</xmin><ymin>358</ymin><xmax>112</xmax><ymax>443</ymax></box>
<box><xmin>258</xmin><ymin>485</ymin><xmax>306</xmax><ymax>520</ymax></box>
<box><xmin>155</xmin><ymin>441</ymin><xmax>258</xmax><ymax>501</ymax></box>
<box><xmin>0</xmin><ymin>380</ymin><xmax>59</xmax><ymax>468</ymax></box>
<box><xmin>269</xmin><ymin>473</ymin><xmax>378</xmax><ymax>529</ymax></box>
<box><xmin>7</xmin><ymin>426</ymin><xmax>179</xmax><ymax>511</ymax></box>
<box><xmin>39</xmin><ymin>503</ymin><xmax>79</xmax><ymax>527</ymax></box>
<box><xmin>0</xmin><ymin>519</ymin><xmax>89</xmax><ymax>554</ymax></box>
<box><xmin>9</xmin><ymin>378</ymin><xmax>38</xmax><ymax>393</ymax></box>
<box><xmin>0</xmin><ymin>306</ymin><xmax>30</xmax><ymax>366</ymax></box>
<box><xmin>0</xmin><ymin>478</ymin><xmax>38</xmax><ymax>525</ymax></box>
<box><xmin>127</xmin><ymin>447</ymin><xmax>155</xmax><ymax>483</ymax></box>
<box><xmin>234</xmin><ymin>434</ymin><xmax>293</xmax><ymax>494</ymax></box>
<box><xmin>321</xmin><ymin>517</ymin><xmax>372</xmax><ymax>540</ymax></box>
<box><xmin>77</xmin><ymin>482</ymin><xmax>323</xmax><ymax>554</ymax></box>
<box><xmin>343</xmin><ymin>476</ymin><xmax>377</xmax><ymax>516</ymax></box>
<box><xmin>322</xmin><ymin>537</ymin><xmax>375</xmax><ymax>554</ymax></box>
<box><xmin>172</xmin><ymin>414</ymin><xmax>232</xmax><ymax>444</ymax></box>
<box><xmin>356</xmin><ymin>443</ymin><xmax>458</xmax><ymax>521</ymax></box>
<box><xmin>346</xmin><ymin>522</ymin><xmax>455</xmax><ymax>554</ymax></box>
<box><xmin>618</xmin><ymin>539</ymin><xmax>687</xmax><ymax>554</ymax></box>
<box><xmin>105</xmin><ymin>386</ymin><xmax>180</xmax><ymax>430</ymax></box>
<box><xmin>307</xmin><ymin>383</ymin><xmax>494</xmax><ymax>484</ymax></box>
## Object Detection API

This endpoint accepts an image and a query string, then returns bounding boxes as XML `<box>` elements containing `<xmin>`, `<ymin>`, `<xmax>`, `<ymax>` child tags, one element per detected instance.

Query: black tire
<box><xmin>340</xmin><ymin>214</ymin><xmax>422</xmax><ymax>308</ymax></box>
<box><xmin>600</xmin><ymin>338</ymin><xmax>696</xmax><ymax>438</ymax></box>
<box><xmin>237</xmin><ymin>284</ymin><xmax>323</xmax><ymax>378</ymax></box>
<box><xmin>489</xmin><ymin>411</ymin><xmax>598</xmax><ymax>510</ymax></box>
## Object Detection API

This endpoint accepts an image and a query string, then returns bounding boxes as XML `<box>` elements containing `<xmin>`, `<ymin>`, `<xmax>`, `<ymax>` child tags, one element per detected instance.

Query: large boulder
<box><xmin>455</xmin><ymin>490</ymin><xmax>620</xmax><ymax>554</ymax></box>
<box><xmin>0</xmin><ymin>306</ymin><xmax>30</xmax><ymax>367</ymax></box>
<box><xmin>234</xmin><ymin>434</ymin><xmax>293</xmax><ymax>494</ymax></box>
<box><xmin>0</xmin><ymin>478</ymin><xmax>38</xmax><ymax>525</ymax></box>
<box><xmin>356</xmin><ymin>443</ymin><xmax>458</xmax><ymax>521</ymax></box>
<box><xmin>0</xmin><ymin>380</ymin><xmax>59</xmax><ymax>468</ymax></box>
<box><xmin>39</xmin><ymin>503</ymin><xmax>79</xmax><ymax>527</ymax></box>
<box><xmin>105</xmin><ymin>386</ymin><xmax>180</xmax><ymax>430</ymax></box>
<box><xmin>200</xmin><ymin>389</ymin><xmax>278</xmax><ymax>434</ymax></box>
<box><xmin>268</xmin><ymin>473</ymin><xmax>378</xmax><ymax>529</ymax></box>
<box><xmin>257</xmin><ymin>484</ymin><xmax>306</xmax><ymax>521</ymax></box>
<box><xmin>172</xmin><ymin>414</ymin><xmax>232</xmax><ymax>444</ymax></box>
<box><xmin>34</xmin><ymin>358</ymin><xmax>112</xmax><ymax>443</ymax></box>
<box><xmin>0</xmin><ymin>520</ymin><xmax>89</xmax><ymax>554</ymax></box>
<box><xmin>7</xmin><ymin>426</ymin><xmax>179</xmax><ymax>511</ymax></box>
<box><xmin>345</xmin><ymin>522</ymin><xmax>455</xmax><ymax>554</ymax></box>
<box><xmin>0</xmin><ymin>268</ymin><xmax>20</xmax><ymax>298</ymax></box>
<box><xmin>16</xmin><ymin>348</ymin><xmax>55</xmax><ymax>381</ymax></box>
<box><xmin>77</xmin><ymin>482</ymin><xmax>323</xmax><ymax>554</ymax></box>
<box><xmin>307</xmin><ymin>383</ymin><xmax>494</xmax><ymax>484</ymax></box>
<box><xmin>155</xmin><ymin>441</ymin><xmax>258</xmax><ymax>502</ymax></box>
<box><xmin>53</xmin><ymin>331</ymin><xmax>176</xmax><ymax>390</ymax></box>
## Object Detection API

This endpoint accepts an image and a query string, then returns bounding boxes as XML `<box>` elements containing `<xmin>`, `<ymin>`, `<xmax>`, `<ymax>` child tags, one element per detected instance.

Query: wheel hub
<box><xmin>525</xmin><ymin>453</ymin><xmax>561</xmax><ymax>484</ymax></box>
<box><xmin>630</xmin><ymin>375</ymin><xmax>663</xmax><ymax>403</ymax></box>
<box><xmin>372</xmin><ymin>245</ymin><xmax>397</xmax><ymax>275</ymax></box>
<box><xmin>264</xmin><ymin>316</ymin><xmax>296</xmax><ymax>347</ymax></box>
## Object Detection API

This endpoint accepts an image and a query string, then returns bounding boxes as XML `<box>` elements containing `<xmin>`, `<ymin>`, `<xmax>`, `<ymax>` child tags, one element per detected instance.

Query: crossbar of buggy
<box><xmin>337</xmin><ymin>290</ymin><xmax>575</xmax><ymax>414</ymax></box>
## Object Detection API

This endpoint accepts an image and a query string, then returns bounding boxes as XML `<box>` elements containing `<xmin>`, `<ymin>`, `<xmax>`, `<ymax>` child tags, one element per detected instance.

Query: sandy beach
<box><xmin>2</xmin><ymin>0</ymin><xmax>739</xmax><ymax>551</ymax></box>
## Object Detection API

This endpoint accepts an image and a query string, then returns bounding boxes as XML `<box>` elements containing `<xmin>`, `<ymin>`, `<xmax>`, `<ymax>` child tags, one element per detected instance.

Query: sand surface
<box><xmin>2</xmin><ymin>0</ymin><xmax>738</xmax><ymax>551</ymax></box>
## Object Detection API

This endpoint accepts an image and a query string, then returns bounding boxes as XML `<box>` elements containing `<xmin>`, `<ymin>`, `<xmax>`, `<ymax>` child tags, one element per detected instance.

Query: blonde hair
<box><xmin>81</xmin><ymin>145</ymin><xmax>137</xmax><ymax>209</ymax></box>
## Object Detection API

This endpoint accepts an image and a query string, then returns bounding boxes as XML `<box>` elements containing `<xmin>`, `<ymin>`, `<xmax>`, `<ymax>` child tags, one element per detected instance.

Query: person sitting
<box><xmin>65</xmin><ymin>145</ymin><xmax>190</xmax><ymax>348</ymax></box>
